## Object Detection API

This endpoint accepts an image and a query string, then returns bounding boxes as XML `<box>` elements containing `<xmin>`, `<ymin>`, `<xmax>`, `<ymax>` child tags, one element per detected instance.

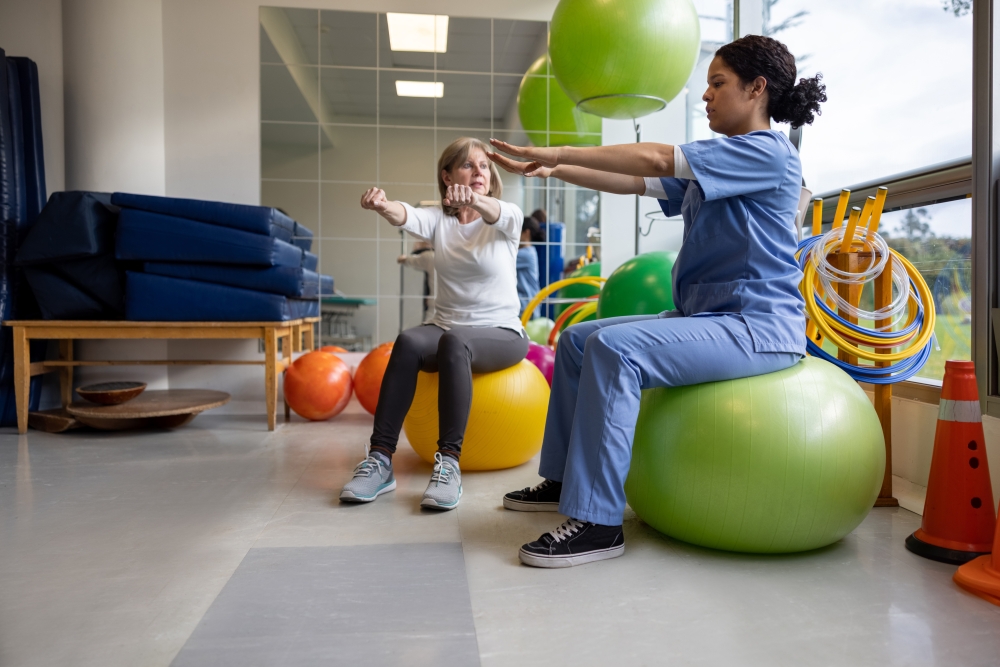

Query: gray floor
<box><xmin>2</xmin><ymin>400</ymin><xmax>1000</xmax><ymax>667</ymax></box>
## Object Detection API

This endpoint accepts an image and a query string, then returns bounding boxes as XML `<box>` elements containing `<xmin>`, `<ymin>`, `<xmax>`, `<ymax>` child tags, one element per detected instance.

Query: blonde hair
<box><xmin>437</xmin><ymin>137</ymin><xmax>503</xmax><ymax>217</ymax></box>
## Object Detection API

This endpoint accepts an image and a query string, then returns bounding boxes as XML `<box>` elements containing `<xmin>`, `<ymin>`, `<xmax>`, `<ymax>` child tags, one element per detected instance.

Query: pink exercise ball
<box><xmin>525</xmin><ymin>342</ymin><xmax>555</xmax><ymax>386</ymax></box>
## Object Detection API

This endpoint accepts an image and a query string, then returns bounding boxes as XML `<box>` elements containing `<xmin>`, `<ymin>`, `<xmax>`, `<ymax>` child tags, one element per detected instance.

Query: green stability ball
<box><xmin>597</xmin><ymin>251</ymin><xmax>676</xmax><ymax>318</ymax></box>
<box><xmin>518</xmin><ymin>55</ymin><xmax>602</xmax><ymax>148</ymax></box>
<box><xmin>525</xmin><ymin>317</ymin><xmax>555</xmax><ymax>345</ymax></box>
<box><xmin>554</xmin><ymin>261</ymin><xmax>602</xmax><ymax>323</ymax></box>
<box><xmin>549</xmin><ymin>0</ymin><xmax>701</xmax><ymax>119</ymax></box>
<box><xmin>626</xmin><ymin>357</ymin><xmax>886</xmax><ymax>553</ymax></box>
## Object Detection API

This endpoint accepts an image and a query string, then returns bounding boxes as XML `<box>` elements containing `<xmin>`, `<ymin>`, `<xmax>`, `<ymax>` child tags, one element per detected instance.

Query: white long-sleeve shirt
<box><xmin>399</xmin><ymin>201</ymin><xmax>524</xmax><ymax>333</ymax></box>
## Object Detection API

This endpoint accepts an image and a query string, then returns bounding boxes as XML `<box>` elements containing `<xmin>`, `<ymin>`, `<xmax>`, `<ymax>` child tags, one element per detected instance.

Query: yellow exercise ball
<box><xmin>403</xmin><ymin>360</ymin><xmax>550</xmax><ymax>471</ymax></box>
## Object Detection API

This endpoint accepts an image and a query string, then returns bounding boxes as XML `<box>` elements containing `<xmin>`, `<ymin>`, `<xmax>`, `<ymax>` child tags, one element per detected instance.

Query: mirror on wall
<box><xmin>260</xmin><ymin>8</ymin><xmax>602</xmax><ymax>348</ymax></box>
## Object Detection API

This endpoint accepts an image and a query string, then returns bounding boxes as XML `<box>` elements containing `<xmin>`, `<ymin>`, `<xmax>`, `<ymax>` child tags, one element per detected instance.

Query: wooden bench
<box><xmin>4</xmin><ymin>317</ymin><xmax>321</xmax><ymax>434</ymax></box>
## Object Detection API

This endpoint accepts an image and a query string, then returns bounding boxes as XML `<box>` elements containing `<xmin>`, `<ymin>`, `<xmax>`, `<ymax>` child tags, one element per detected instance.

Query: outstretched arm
<box><xmin>490</xmin><ymin>139</ymin><xmax>675</xmax><ymax>178</ymax></box>
<box><xmin>360</xmin><ymin>187</ymin><xmax>407</xmax><ymax>226</ymax></box>
<box><xmin>442</xmin><ymin>184</ymin><xmax>502</xmax><ymax>224</ymax></box>
<box><xmin>489</xmin><ymin>152</ymin><xmax>645</xmax><ymax>195</ymax></box>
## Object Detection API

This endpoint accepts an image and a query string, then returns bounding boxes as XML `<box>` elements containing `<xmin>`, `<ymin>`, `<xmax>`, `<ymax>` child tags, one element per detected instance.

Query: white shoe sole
<box><xmin>339</xmin><ymin>479</ymin><xmax>397</xmax><ymax>503</ymax></box>
<box><xmin>503</xmin><ymin>496</ymin><xmax>560</xmax><ymax>512</ymax></box>
<box><xmin>420</xmin><ymin>485</ymin><xmax>462</xmax><ymax>511</ymax></box>
<box><xmin>518</xmin><ymin>544</ymin><xmax>625</xmax><ymax>568</ymax></box>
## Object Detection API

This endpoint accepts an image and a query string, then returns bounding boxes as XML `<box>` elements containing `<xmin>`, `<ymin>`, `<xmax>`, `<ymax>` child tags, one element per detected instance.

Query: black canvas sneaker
<box><xmin>503</xmin><ymin>479</ymin><xmax>562</xmax><ymax>511</ymax></box>
<box><xmin>519</xmin><ymin>518</ymin><xmax>625</xmax><ymax>568</ymax></box>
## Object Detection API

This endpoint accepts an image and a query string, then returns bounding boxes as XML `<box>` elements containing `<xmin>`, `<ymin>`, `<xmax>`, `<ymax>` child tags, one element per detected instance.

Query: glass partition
<box><xmin>260</xmin><ymin>8</ymin><xmax>599</xmax><ymax>348</ymax></box>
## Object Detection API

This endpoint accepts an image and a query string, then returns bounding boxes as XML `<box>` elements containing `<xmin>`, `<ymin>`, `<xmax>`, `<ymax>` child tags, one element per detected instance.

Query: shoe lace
<box><xmin>528</xmin><ymin>479</ymin><xmax>556</xmax><ymax>494</ymax></box>
<box><xmin>549</xmin><ymin>518</ymin><xmax>587</xmax><ymax>543</ymax></box>
<box><xmin>430</xmin><ymin>452</ymin><xmax>455</xmax><ymax>486</ymax></box>
<box><xmin>352</xmin><ymin>455</ymin><xmax>384</xmax><ymax>479</ymax></box>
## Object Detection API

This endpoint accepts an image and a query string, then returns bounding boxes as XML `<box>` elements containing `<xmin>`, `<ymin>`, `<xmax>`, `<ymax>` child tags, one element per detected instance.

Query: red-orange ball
<box><xmin>354</xmin><ymin>342</ymin><xmax>393</xmax><ymax>415</ymax></box>
<box><xmin>320</xmin><ymin>345</ymin><xmax>348</xmax><ymax>354</ymax></box>
<box><xmin>284</xmin><ymin>351</ymin><xmax>353</xmax><ymax>421</ymax></box>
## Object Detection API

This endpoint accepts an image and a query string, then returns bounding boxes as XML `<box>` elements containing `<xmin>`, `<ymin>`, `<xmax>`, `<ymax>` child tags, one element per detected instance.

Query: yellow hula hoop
<box><xmin>566</xmin><ymin>301</ymin><xmax>599</xmax><ymax>327</ymax></box>
<box><xmin>801</xmin><ymin>250</ymin><xmax>935</xmax><ymax>362</ymax></box>
<box><xmin>520</xmin><ymin>276</ymin><xmax>607</xmax><ymax>328</ymax></box>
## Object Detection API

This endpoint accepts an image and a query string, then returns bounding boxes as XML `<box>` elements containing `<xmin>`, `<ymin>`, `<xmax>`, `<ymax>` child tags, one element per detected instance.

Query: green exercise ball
<box><xmin>525</xmin><ymin>317</ymin><xmax>555</xmax><ymax>345</ymax></box>
<box><xmin>626</xmin><ymin>357</ymin><xmax>885</xmax><ymax>553</ymax></box>
<box><xmin>518</xmin><ymin>55</ymin><xmax>602</xmax><ymax>148</ymax></box>
<box><xmin>549</xmin><ymin>0</ymin><xmax>701</xmax><ymax>119</ymax></box>
<box><xmin>554</xmin><ymin>261</ymin><xmax>602</xmax><ymax>323</ymax></box>
<box><xmin>597</xmin><ymin>252</ymin><xmax>676</xmax><ymax>318</ymax></box>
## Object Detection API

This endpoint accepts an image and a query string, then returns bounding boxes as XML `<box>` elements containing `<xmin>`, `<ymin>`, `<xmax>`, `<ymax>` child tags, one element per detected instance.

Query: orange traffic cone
<box><xmin>905</xmin><ymin>360</ymin><xmax>996</xmax><ymax>564</ymax></box>
<box><xmin>955</xmin><ymin>508</ymin><xmax>1000</xmax><ymax>605</ymax></box>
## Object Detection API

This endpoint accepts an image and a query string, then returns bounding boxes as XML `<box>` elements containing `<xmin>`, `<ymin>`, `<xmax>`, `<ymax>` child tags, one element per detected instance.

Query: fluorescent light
<box><xmin>386</xmin><ymin>13</ymin><xmax>448</xmax><ymax>53</ymax></box>
<box><xmin>395</xmin><ymin>81</ymin><xmax>444</xmax><ymax>98</ymax></box>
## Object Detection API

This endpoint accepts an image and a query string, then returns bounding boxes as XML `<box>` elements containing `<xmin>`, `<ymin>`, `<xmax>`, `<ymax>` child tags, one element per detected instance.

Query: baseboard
<box><xmin>892</xmin><ymin>475</ymin><xmax>927</xmax><ymax>515</ymax></box>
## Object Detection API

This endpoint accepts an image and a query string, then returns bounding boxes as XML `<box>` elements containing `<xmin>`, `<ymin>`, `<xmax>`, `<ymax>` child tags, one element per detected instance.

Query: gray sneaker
<box><xmin>420</xmin><ymin>452</ymin><xmax>462</xmax><ymax>511</ymax></box>
<box><xmin>340</xmin><ymin>453</ymin><xmax>396</xmax><ymax>503</ymax></box>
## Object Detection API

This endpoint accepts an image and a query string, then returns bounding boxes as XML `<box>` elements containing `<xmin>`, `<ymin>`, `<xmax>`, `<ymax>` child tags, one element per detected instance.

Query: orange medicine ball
<box><xmin>284</xmin><ymin>351</ymin><xmax>353</xmax><ymax>421</ymax></box>
<box><xmin>354</xmin><ymin>342</ymin><xmax>393</xmax><ymax>415</ymax></box>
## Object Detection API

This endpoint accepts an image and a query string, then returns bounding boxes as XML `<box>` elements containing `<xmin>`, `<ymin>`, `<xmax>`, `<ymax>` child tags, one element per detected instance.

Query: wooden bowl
<box><xmin>76</xmin><ymin>381</ymin><xmax>147</xmax><ymax>405</ymax></box>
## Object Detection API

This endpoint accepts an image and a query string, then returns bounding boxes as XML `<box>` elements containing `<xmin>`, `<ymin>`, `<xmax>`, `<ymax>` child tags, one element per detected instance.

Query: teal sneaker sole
<box><xmin>420</xmin><ymin>485</ymin><xmax>462</xmax><ymax>511</ymax></box>
<box><xmin>339</xmin><ymin>479</ymin><xmax>396</xmax><ymax>503</ymax></box>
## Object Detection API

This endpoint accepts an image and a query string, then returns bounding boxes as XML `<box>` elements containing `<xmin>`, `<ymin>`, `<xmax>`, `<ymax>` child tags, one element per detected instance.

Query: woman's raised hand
<box><xmin>489</xmin><ymin>139</ymin><xmax>559</xmax><ymax>167</ymax></box>
<box><xmin>488</xmin><ymin>139</ymin><xmax>557</xmax><ymax>178</ymax></box>
<box><xmin>360</xmin><ymin>187</ymin><xmax>389</xmax><ymax>213</ymax></box>
<box><xmin>488</xmin><ymin>151</ymin><xmax>552</xmax><ymax>179</ymax></box>
<box><xmin>443</xmin><ymin>184</ymin><xmax>479</xmax><ymax>209</ymax></box>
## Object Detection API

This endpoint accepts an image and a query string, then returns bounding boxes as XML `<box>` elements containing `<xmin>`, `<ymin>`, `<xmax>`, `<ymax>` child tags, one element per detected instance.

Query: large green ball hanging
<box><xmin>549</xmin><ymin>0</ymin><xmax>701</xmax><ymax>119</ymax></box>
<box><xmin>626</xmin><ymin>357</ymin><xmax>885</xmax><ymax>553</ymax></box>
<box><xmin>517</xmin><ymin>55</ymin><xmax>602</xmax><ymax>147</ymax></box>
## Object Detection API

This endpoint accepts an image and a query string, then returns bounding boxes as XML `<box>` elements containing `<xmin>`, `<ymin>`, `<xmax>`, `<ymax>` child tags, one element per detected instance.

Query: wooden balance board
<box><xmin>67</xmin><ymin>389</ymin><xmax>230</xmax><ymax>431</ymax></box>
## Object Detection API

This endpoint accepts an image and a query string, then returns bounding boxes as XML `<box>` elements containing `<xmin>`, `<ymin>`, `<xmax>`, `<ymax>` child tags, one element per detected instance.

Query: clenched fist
<box><xmin>360</xmin><ymin>187</ymin><xmax>389</xmax><ymax>212</ymax></box>
<box><xmin>443</xmin><ymin>184</ymin><xmax>479</xmax><ymax>209</ymax></box>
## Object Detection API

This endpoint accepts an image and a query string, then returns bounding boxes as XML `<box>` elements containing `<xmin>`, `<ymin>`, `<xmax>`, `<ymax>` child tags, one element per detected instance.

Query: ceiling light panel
<box><xmin>395</xmin><ymin>81</ymin><xmax>444</xmax><ymax>98</ymax></box>
<box><xmin>386</xmin><ymin>13</ymin><xmax>448</xmax><ymax>53</ymax></box>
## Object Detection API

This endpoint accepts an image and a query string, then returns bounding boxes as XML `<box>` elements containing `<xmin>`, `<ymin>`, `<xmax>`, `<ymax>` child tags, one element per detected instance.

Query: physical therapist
<box><xmin>489</xmin><ymin>34</ymin><xmax>827</xmax><ymax>568</ymax></box>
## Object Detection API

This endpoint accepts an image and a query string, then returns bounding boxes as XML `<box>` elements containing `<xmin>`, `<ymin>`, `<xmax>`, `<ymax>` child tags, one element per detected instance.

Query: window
<box><xmin>766</xmin><ymin>0</ymin><xmax>972</xmax><ymax>193</ymax></box>
<box><xmin>771</xmin><ymin>0</ymin><xmax>972</xmax><ymax>383</ymax></box>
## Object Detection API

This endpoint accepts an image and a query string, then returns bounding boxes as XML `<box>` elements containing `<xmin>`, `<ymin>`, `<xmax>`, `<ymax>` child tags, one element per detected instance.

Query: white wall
<box><xmin>62</xmin><ymin>0</ymin><xmax>166</xmax><ymax>194</ymax></box>
<box><xmin>58</xmin><ymin>0</ymin><xmax>170</xmax><ymax>390</ymax></box>
<box><xmin>0</xmin><ymin>0</ymin><xmax>65</xmax><ymax>193</ymax></box>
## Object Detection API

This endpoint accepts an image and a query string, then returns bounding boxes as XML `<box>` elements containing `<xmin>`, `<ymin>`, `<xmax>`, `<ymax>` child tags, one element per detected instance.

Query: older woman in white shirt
<box><xmin>340</xmin><ymin>137</ymin><xmax>529</xmax><ymax>511</ymax></box>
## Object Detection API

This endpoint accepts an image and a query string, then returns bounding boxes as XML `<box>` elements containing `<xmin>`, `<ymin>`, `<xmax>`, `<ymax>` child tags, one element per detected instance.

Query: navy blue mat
<box><xmin>126</xmin><ymin>272</ymin><xmax>319</xmax><ymax>322</ymax></box>
<box><xmin>292</xmin><ymin>221</ymin><xmax>313</xmax><ymax>252</ymax></box>
<box><xmin>112</xmin><ymin>192</ymin><xmax>295</xmax><ymax>240</ymax></box>
<box><xmin>144</xmin><ymin>262</ymin><xmax>333</xmax><ymax>299</ymax></box>
<box><xmin>116</xmin><ymin>209</ymin><xmax>306</xmax><ymax>267</ymax></box>
<box><xmin>0</xmin><ymin>51</ymin><xmax>45</xmax><ymax>424</ymax></box>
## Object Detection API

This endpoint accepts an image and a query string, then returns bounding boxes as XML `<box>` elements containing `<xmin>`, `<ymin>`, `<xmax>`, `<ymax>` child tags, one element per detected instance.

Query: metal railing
<box><xmin>812</xmin><ymin>156</ymin><xmax>972</xmax><ymax>225</ymax></box>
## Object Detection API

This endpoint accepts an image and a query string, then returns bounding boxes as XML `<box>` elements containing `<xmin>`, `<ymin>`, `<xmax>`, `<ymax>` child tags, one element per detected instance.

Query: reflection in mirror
<box><xmin>261</xmin><ymin>8</ymin><xmax>599</xmax><ymax>347</ymax></box>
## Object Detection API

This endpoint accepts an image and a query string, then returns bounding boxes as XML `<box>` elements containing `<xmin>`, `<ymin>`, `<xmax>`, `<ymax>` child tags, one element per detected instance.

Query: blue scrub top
<box><xmin>516</xmin><ymin>245</ymin><xmax>541</xmax><ymax>318</ymax></box>
<box><xmin>656</xmin><ymin>130</ymin><xmax>806</xmax><ymax>355</ymax></box>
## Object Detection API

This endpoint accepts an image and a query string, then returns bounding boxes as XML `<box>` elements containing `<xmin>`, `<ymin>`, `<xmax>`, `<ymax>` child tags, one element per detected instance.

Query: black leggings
<box><xmin>370</xmin><ymin>324</ymin><xmax>529</xmax><ymax>459</ymax></box>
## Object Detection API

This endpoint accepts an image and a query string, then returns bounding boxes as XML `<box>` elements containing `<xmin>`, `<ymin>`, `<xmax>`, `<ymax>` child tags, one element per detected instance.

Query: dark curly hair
<box><xmin>716</xmin><ymin>35</ymin><xmax>827</xmax><ymax>128</ymax></box>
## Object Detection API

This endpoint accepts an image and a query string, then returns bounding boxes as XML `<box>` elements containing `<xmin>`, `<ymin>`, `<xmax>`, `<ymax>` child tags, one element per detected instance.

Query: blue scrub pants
<box><xmin>539</xmin><ymin>312</ymin><xmax>801</xmax><ymax>526</ymax></box>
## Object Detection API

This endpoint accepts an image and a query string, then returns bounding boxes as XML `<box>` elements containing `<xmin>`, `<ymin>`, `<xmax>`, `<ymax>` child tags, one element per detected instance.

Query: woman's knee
<box><xmin>584</xmin><ymin>327</ymin><xmax>626</xmax><ymax>360</ymax></box>
<box><xmin>437</xmin><ymin>331</ymin><xmax>471</xmax><ymax>362</ymax></box>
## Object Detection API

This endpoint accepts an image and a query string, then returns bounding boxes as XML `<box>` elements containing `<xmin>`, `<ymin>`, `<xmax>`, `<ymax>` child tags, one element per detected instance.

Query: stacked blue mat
<box><xmin>112</xmin><ymin>193</ymin><xmax>331</xmax><ymax>322</ymax></box>
<box><xmin>0</xmin><ymin>49</ymin><xmax>47</xmax><ymax>424</ymax></box>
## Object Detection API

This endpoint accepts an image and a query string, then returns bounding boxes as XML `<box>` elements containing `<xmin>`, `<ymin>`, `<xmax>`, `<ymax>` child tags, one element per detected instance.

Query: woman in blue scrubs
<box><xmin>489</xmin><ymin>35</ymin><xmax>827</xmax><ymax>568</ymax></box>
